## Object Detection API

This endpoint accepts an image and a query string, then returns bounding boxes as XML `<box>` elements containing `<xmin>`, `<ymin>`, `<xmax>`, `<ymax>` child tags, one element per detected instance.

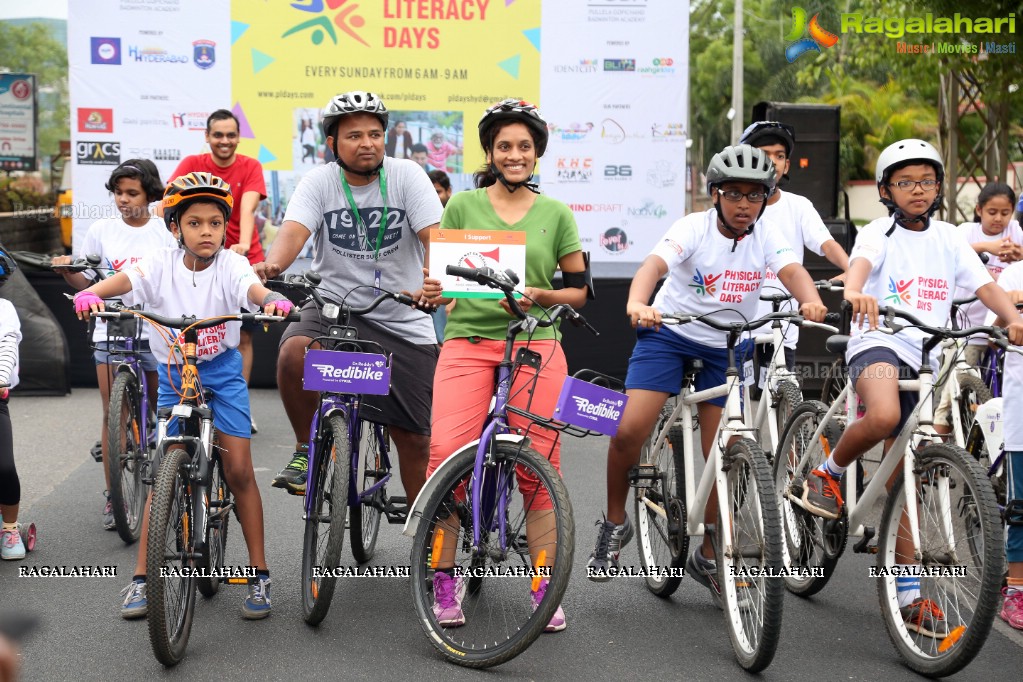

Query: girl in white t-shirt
<box><xmin>791</xmin><ymin>139</ymin><xmax>1023</xmax><ymax>637</ymax></box>
<box><xmin>52</xmin><ymin>160</ymin><xmax>175</xmax><ymax>531</ymax></box>
<box><xmin>0</xmin><ymin>250</ymin><xmax>25</xmax><ymax>560</ymax></box>
<box><xmin>936</xmin><ymin>183</ymin><xmax>1021</xmax><ymax>430</ymax></box>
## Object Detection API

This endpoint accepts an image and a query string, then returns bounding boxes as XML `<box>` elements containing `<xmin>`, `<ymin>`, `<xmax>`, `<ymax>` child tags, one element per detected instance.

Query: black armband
<box><xmin>562</xmin><ymin>251</ymin><xmax>595</xmax><ymax>300</ymax></box>
<box><xmin>262</xmin><ymin>291</ymin><xmax>288</xmax><ymax>306</ymax></box>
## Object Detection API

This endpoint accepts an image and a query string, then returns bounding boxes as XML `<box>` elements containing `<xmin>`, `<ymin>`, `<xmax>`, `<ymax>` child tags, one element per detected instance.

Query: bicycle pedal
<box><xmin>853</xmin><ymin>526</ymin><xmax>877</xmax><ymax>554</ymax></box>
<box><xmin>628</xmin><ymin>465</ymin><xmax>659</xmax><ymax>486</ymax></box>
<box><xmin>286</xmin><ymin>488</ymin><xmax>306</xmax><ymax>497</ymax></box>
<box><xmin>384</xmin><ymin>502</ymin><xmax>409</xmax><ymax>523</ymax></box>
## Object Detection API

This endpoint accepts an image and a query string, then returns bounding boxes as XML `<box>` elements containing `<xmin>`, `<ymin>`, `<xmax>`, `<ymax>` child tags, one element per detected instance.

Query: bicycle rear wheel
<box><xmin>409</xmin><ymin>442</ymin><xmax>574</xmax><ymax>668</ymax></box>
<box><xmin>956</xmin><ymin>374</ymin><xmax>991</xmax><ymax>446</ymax></box>
<box><xmin>717</xmin><ymin>438</ymin><xmax>784</xmax><ymax>673</ymax></box>
<box><xmin>770</xmin><ymin>380</ymin><xmax>803</xmax><ymax>457</ymax></box>
<box><xmin>350</xmin><ymin>421</ymin><xmax>385</xmax><ymax>563</ymax></box>
<box><xmin>197</xmin><ymin>449</ymin><xmax>231</xmax><ymax>598</ymax></box>
<box><xmin>146</xmin><ymin>448</ymin><xmax>196</xmax><ymax>667</ymax></box>
<box><xmin>773</xmin><ymin>400</ymin><xmax>845</xmax><ymax>597</ymax></box>
<box><xmin>301</xmin><ymin>414</ymin><xmax>350</xmax><ymax>625</ymax></box>
<box><xmin>634</xmin><ymin>400</ymin><xmax>687</xmax><ymax>597</ymax></box>
<box><xmin>108</xmin><ymin>371</ymin><xmax>146</xmax><ymax>544</ymax></box>
<box><xmin>876</xmin><ymin>443</ymin><xmax>1002</xmax><ymax>677</ymax></box>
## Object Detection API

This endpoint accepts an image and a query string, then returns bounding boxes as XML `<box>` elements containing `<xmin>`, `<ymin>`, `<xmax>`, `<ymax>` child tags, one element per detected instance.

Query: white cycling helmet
<box><xmin>321</xmin><ymin>91</ymin><xmax>389</xmax><ymax>138</ymax></box>
<box><xmin>875</xmin><ymin>139</ymin><xmax>944</xmax><ymax>185</ymax></box>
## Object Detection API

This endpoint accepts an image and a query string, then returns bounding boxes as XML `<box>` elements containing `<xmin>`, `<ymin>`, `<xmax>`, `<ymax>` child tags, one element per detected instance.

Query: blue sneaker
<box><xmin>242</xmin><ymin>575</ymin><xmax>271</xmax><ymax>619</ymax></box>
<box><xmin>120</xmin><ymin>579</ymin><xmax>147</xmax><ymax>619</ymax></box>
<box><xmin>1</xmin><ymin>528</ymin><xmax>25</xmax><ymax>560</ymax></box>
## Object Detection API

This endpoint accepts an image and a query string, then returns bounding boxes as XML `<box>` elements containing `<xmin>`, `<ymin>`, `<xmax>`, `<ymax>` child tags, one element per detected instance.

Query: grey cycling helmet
<box><xmin>321</xmin><ymin>91</ymin><xmax>389</xmax><ymax>138</ymax></box>
<box><xmin>705</xmin><ymin>144</ymin><xmax>777</xmax><ymax>196</ymax></box>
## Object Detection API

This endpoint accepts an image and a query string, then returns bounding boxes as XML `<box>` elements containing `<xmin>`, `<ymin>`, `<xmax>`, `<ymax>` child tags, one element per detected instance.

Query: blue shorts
<box><xmin>1006</xmin><ymin>452</ymin><xmax>1023</xmax><ymax>563</ymax></box>
<box><xmin>625</xmin><ymin>327</ymin><xmax>752</xmax><ymax>407</ymax></box>
<box><xmin>94</xmin><ymin>340</ymin><xmax>159</xmax><ymax>373</ymax></box>
<box><xmin>848</xmin><ymin>347</ymin><xmax>919</xmax><ymax>438</ymax></box>
<box><xmin>157</xmin><ymin>348</ymin><xmax>250</xmax><ymax>438</ymax></box>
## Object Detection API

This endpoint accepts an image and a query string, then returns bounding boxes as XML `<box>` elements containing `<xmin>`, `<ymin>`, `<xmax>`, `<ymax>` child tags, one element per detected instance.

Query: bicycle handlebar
<box><xmin>264</xmin><ymin>271</ymin><xmax>416</xmax><ymax>322</ymax></box>
<box><xmin>444</xmin><ymin>265</ymin><xmax>598</xmax><ymax>336</ymax></box>
<box><xmin>662</xmin><ymin>310</ymin><xmax>839</xmax><ymax>335</ymax></box>
<box><xmin>51</xmin><ymin>254</ymin><xmax>107</xmax><ymax>279</ymax></box>
<box><xmin>841</xmin><ymin>299</ymin><xmax>1015</xmax><ymax>348</ymax></box>
<box><xmin>92</xmin><ymin>301</ymin><xmax>300</xmax><ymax>329</ymax></box>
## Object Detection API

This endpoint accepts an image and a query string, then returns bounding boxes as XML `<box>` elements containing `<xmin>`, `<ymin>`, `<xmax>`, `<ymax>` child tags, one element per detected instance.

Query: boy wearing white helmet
<box><xmin>789</xmin><ymin>139</ymin><xmax>1023</xmax><ymax>637</ymax></box>
<box><xmin>588</xmin><ymin>145</ymin><xmax>828</xmax><ymax>605</ymax></box>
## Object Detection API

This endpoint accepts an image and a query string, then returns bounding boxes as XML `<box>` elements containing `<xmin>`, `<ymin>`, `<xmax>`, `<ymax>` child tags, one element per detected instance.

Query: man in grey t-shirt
<box><xmin>259</xmin><ymin>91</ymin><xmax>442</xmax><ymax>502</ymax></box>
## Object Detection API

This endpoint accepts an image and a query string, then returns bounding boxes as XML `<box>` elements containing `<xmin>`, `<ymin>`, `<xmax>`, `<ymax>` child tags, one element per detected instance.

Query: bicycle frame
<box><xmin>748</xmin><ymin>318</ymin><xmax>800</xmax><ymax>453</ymax></box>
<box><xmin>936</xmin><ymin>335</ymin><xmax>984</xmax><ymax>447</ymax></box>
<box><xmin>107</xmin><ymin>321</ymin><xmax>154</xmax><ymax>468</ymax></box>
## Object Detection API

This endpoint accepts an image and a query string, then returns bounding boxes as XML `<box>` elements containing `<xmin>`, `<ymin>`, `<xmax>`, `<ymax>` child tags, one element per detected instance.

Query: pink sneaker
<box><xmin>530</xmin><ymin>579</ymin><xmax>567</xmax><ymax>633</ymax></box>
<box><xmin>1000</xmin><ymin>588</ymin><xmax>1023</xmax><ymax>630</ymax></box>
<box><xmin>432</xmin><ymin>571</ymin><xmax>465</xmax><ymax>627</ymax></box>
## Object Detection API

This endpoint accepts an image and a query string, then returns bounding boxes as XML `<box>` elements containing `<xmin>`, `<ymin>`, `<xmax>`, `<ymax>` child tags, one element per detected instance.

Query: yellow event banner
<box><xmin>231</xmin><ymin>0</ymin><xmax>541</xmax><ymax>174</ymax></box>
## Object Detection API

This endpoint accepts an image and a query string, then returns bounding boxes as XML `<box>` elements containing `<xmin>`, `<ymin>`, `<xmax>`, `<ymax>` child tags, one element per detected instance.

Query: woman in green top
<box><xmin>421</xmin><ymin>99</ymin><xmax>590</xmax><ymax>632</ymax></box>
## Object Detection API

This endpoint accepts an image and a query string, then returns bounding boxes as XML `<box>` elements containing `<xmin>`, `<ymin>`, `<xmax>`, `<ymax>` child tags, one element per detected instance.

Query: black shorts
<box><xmin>848</xmin><ymin>347</ymin><xmax>919</xmax><ymax>438</ymax></box>
<box><xmin>280</xmin><ymin>302</ymin><xmax>439</xmax><ymax>435</ymax></box>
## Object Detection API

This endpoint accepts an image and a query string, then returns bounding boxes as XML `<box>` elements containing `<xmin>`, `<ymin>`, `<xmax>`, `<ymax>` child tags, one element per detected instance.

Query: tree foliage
<box><xmin>0</xmin><ymin>22</ymin><xmax>69</xmax><ymax>167</ymax></box>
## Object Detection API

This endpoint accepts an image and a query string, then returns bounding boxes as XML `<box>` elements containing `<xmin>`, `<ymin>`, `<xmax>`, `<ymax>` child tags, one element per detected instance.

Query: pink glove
<box><xmin>271</xmin><ymin>299</ymin><xmax>294</xmax><ymax>317</ymax></box>
<box><xmin>73</xmin><ymin>290</ymin><xmax>103</xmax><ymax>314</ymax></box>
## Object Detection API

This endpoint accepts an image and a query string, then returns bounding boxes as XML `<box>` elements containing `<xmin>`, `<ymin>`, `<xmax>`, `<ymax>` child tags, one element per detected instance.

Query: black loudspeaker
<box><xmin>751</xmin><ymin>101</ymin><xmax>841</xmax><ymax>220</ymax></box>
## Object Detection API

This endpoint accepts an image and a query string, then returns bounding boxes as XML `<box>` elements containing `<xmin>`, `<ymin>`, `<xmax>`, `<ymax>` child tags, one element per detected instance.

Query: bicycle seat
<box><xmin>825</xmin><ymin>335</ymin><xmax>849</xmax><ymax>354</ymax></box>
<box><xmin>684</xmin><ymin>358</ymin><xmax>704</xmax><ymax>375</ymax></box>
<box><xmin>759</xmin><ymin>292</ymin><xmax>791</xmax><ymax>304</ymax></box>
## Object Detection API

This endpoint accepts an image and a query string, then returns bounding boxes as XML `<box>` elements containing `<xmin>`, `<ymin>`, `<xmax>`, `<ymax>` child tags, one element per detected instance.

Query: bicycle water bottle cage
<box><xmin>514</xmin><ymin>347</ymin><xmax>543</xmax><ymax>371</ymax></box>
<box><xmin>1005</xmin><ymin>499</ymin><xmax>1023</xmax><ymax>526</ymax></box>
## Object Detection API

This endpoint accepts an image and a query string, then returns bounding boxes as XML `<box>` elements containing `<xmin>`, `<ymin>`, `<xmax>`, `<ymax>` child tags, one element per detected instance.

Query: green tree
<box><xmin>0</xmin><ymin>22</ymin><xmax>69</xmax><ymax>170</ymax></box>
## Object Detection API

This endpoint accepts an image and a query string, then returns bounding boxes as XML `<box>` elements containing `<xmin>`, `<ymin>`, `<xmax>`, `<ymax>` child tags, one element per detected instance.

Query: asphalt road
<box><xmin>4</xmin><ymin>389</ymin><xmax>1022</xmax><ymax>680</ymax></box>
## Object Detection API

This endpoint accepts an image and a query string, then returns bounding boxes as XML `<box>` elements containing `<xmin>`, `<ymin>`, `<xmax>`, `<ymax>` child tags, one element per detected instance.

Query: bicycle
<box><xmin>264</xmin><ymin>273</ymin><xmax>417</xmax><ymax>625</ymax></box>
<box><xmin>935</xmin><ymin>294</ymin><xmax>992</xmax><ymax>448</ymax></box>
<box><xmin>95</xmin><ymin>305</ymin><xmax>291</xmax><ymax>666</ymax></box>
<box><xmin>631</xmin><ymin>309</ymin><xmax>834</xmax><ymax>672</ymax></box>
<box><xmin>55</xmin><ymin>255</ymin><xmax>157</xmax><ymax>543</ymax></box>
<box><xmin>403</xmin><ymin>265</ymin><xmax>609</xmax><ymax>668</ymax></box>
<box><xmin>774</xmin><ymin>305</ymin><xmax>1009</xmax><ymax>676</ymax></box>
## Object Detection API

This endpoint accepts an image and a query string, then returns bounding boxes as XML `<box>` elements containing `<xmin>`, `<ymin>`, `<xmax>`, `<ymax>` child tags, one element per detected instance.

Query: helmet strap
<box><xmin>337</xmin><ymin>156</ymin><xmax>383</xmax><ymax>179</ymax></box>
<box><xmin>491</xmin><ymin>163</ymin><xmax>540</xmax><ymax>195</ymax></box>
<box><xmin>712</xmin><ymin>191</ymin><xmax>769</xmax><ymax>252</ymax></box>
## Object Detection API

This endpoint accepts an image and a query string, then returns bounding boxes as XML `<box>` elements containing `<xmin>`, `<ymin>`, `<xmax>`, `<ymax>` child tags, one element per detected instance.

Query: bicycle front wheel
<box><xmin>773</xmin><ymin>400</ymin><xmax>845</xmax><ymax>597</ymax></box>
<box><xmin>876</xmin><ymin>443</ymin><xmax>1003</xmax><ymax>677</ymax></box>
<box><xmin>108</xmin><ymin>371</ymin><xmax>146</xmax><ymax>544</ymax></box>
<box><xmin>634</xmin><ymin>400</ymin><xmax>687</xmax><ymax>597</ymax></box>
<box><xmin>350</xmin><ymin>422</ymin><xmax>385</xmax><ymax>563</ymax></box>
<box><xmin>146</xmin><ymin>448</ymin><xmax>196</xmax><ymax>667</ymax></box>
<box><xmin>409</xmin><ymin>442</ymin><xmax>574</xmax><ymax>668</ymax></box>
<box><xmin>301</xmin><ymin>414</ymin><xmax>350</xmax><ymax>625</ymax></box>
<box><xmin>197</xmin><ymin>449</ymin><xmax>231</xmax><ymax>598</ymax></box>
<box><xmin>718</xmin><ymin>438</ymin><xmax>784</xmax><ymax>673</ymax></box>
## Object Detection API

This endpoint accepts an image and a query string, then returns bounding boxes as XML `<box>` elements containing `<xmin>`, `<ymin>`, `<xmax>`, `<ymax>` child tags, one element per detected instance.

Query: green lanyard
<box><xmin>339</xmin><ymin>165</ymin><xmax>389</xmax><ymax>260</ymax></box>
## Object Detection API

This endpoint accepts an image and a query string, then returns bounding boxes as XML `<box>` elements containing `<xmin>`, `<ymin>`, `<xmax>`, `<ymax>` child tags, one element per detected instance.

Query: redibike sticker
<box><xmin>303</xmin><ymin>349</ymin><xmax>391</xmax><ymax>395</ymax></box>
<box><xmin>554</xmin><ymin>376</ymin><xmax>628</xmax><ymax>436</ymax></box>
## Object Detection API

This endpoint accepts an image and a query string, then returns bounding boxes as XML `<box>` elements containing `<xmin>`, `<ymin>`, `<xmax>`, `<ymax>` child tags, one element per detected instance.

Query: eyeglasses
<box><xmin>889</xmin><ymin>179</ymin><xmax>938</xmax><ymax>191</ymax></box>
<box><xmin>717</xmin><ymin>189</ymin><xmax>769</xmax><ymax>203</ymax></box>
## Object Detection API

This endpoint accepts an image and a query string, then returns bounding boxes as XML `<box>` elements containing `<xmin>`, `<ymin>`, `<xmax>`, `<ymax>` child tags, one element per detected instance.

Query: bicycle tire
<box><xmin>773</xmin><ymin>400</ymin><xmax>845</xmax><ymax>597</ymax></box>
<box><xmin>634</xmin><ymin>402</ymin><xmax>688</xmax><ymax>597</ymax></box>
<box><xmin>956</xmin><ymin>374</ymin><xmax>991</xmax><ymax>446</ymax></box>
<box><xmin>108</xmin><ymin>371</ymin><xmax>146</xmax><ymax>544</ymax></box>
<box><xmin>819</xmin><ymin>358</ymin><xmax>846</xmax><ymax>408</ymax></box>
<box><xmin>717</xmin><ymin>438</ymin><xmax>784</xmax><ymax>673</ymax></box>
<box><xmin>770</xmin><ymin>380</ymin><xmax>803</xmax><ymax>460</ymax></box>
<box><xmin>350</xmin><ymin>421</ymin><xmax>384</xmax><ymax>564</ymax></box>
<box><xmin>197</xmin><ymin>450</ymin><xmax>231</xmax><ymax>598</ymax></box>
<box><xmin>301</xmin><ymin>414</ymin><xmax>350</xmax><ymax>625</ymax></box>
<box><xmin>146</xmin><ymin>448</ymin><xmax>196</xmax><ymax>667</ymax></box>
<box><xmin>876</xmin><ymin>443</ymin><xmax>1003</xmax><ymax>677</ymax></box>
<box><xmin>409</xmin><ymin>442</ymin><xmax>574</xmax><ymax>668</ymax></box>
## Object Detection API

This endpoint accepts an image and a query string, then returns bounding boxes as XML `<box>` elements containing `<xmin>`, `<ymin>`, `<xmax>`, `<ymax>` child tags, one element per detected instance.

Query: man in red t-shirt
<box><xmin>171</xmin><ymin>110</ymin><xmax>267</xmax><ymax>429</ymax></box>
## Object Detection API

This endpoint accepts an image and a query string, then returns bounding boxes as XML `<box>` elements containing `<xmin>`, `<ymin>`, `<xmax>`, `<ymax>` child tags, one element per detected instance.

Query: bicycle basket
<box><xmin>552</xmin><ymin>369</ymin><xmax>628</xmax><ymax>437</ymax></box>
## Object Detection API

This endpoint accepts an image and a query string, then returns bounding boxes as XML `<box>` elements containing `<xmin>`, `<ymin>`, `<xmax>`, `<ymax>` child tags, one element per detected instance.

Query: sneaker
<box><xmin>586</xmin><ymin>515</ymin><xmax>634</xmax><ymax>582</ymax></box>
<box><xmin>789</xmin><ymin>469</ymin><xmax>843</xmax><ymax>519</ymax></box>
<box><xmin>250</xmin><ymin>418</ymin><xmax>258</xmax><ymax>435</ymax></box>
<box><xmin>530</xmin><ymin>579</ymin><xmax>566</xmax><ymax>633</ymax></box>
<box><xmin>103</xmin><ymin>492</ymin><xmax>116</xmax><ymax>531</ymax></box>
<box><xmin>686</xmin><ymin>547</ymin><xmax>724</xmax><ymax>608</ymax></box>
<box><xmin>271</xmin><ymin>447</ymin><xmax>309</xmax><ymax>493</ymax></box>
<box><xmin>1000</xmin><ymin>588</ymin><xmax>1023</xmax><ymax>630</ymax></box>
<box><xmin>0</xmin><ymin>528</ymin><xmax>26</xmax><ymax>560</ymax></box>
<box><xmin>901</xmin><ymin>598</ymin><xmax>949</xmax><ymax>638</ymax></box>
<box><xmin>242</xmin><ymin>575</ymin><xmax>272</xmax><ymax>619</ymax></box>
<box><xmin>432</xmin><ymin>571</ymin><xmax>466</xmax><ymax>627</ymax></box>
<box><xmin>120</xmin><ymin>579</ymin><xmax>147</xmax><ymax>619</ymax></box>
<box><xmin>90</xmin><ymin>440</ymin><xmax>103</xmax><ymax>462</ymax></box>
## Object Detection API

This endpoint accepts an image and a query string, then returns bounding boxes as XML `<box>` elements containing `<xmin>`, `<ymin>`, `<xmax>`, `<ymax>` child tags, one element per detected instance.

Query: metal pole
<box><xmin>731</xmin><ymin>0</ymin><xmax>744</xmax><ymax>144</ymax></box>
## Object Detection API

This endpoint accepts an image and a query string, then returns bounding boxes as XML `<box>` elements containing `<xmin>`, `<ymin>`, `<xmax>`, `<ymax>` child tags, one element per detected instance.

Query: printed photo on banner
<box><xmin>386</xmin><ymin>110</ymin><xmax>464</xmax><ymax>174</ymax></box>
<box><xmin>293</xmin><ymin>107</ymin><xmax>326</xmax><ymax>167</ymax></box>
<box><xmin>429</xmin><ymin>228</ymin><xmax>526</xmax><ymax>299</ymax></box>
